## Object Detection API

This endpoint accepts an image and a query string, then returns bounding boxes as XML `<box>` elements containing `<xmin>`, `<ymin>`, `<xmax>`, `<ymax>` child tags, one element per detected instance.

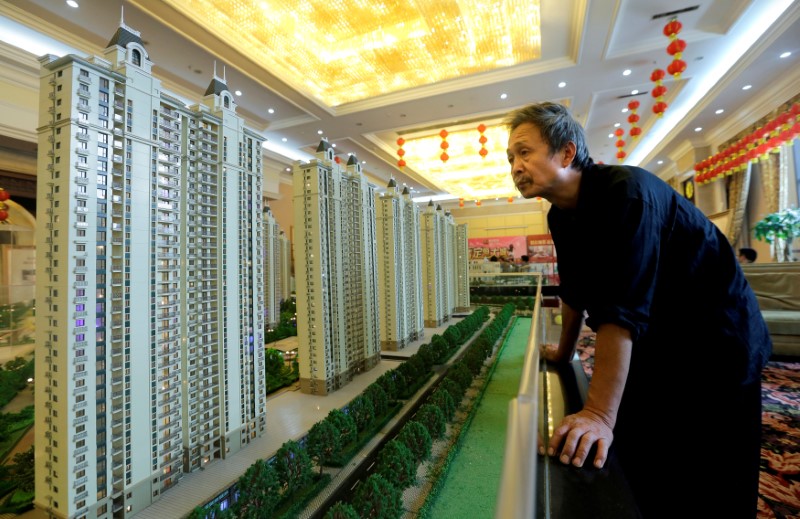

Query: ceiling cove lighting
<box><xmin>400</xmin><ymin>123</ymin><xmax>518</xmax><ymax>200</ymax></box>
<box><xmin>164</xmin><ymin>0</ymin><xmax>541</xmax><ymax>107</ymax></box>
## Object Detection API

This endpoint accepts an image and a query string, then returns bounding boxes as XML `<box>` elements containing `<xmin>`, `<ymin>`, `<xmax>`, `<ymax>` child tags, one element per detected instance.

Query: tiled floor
<box><xmin>133</xmin><ymin>320</ymin><xmax>460</xmax><ymax>519</ymax></box>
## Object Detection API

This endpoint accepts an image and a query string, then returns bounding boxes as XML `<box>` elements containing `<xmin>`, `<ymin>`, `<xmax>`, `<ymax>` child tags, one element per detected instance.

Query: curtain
<box><xmin>726</xmin><ymin>161</ymin><xmax>752</xmax><ymax>245</ymax></box>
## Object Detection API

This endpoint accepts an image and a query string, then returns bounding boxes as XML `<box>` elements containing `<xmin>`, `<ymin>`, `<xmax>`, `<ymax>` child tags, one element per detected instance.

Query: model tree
<box><xmin>274</xmin><ymin>440</ymin><xmax>312</xmax><ymax>497</ymax></box>
<box><xmin>323</xmin><ymin>501</ymin><xmax>359</xmax><ymax>519</ymax></box>
<box><xmin>428</xmin><ymin>387</ymin><xmax>456</xmax><ymax>421</ymax></box>
<box><xmin>347</xmin><ymin>394</ymin><xmax>375</xmax><ymax>433</ymax></box>
<box><xmin>351</xmin><ymin>474</ymin><xmax>403</xmax><ymax>519</ymax></box>
<box><xmin>230</xmin><ymin>458</ymin><xmax>281</xmax><ymax>519</ymax></box>
<box><xmin>326</xmin><ymin>408</ymin><xmax>356</xmax><ymax>448</ymax></box>
<box><xmin>364</xmin><ymin>382</ymin><xmax>389</xmax><ymax>417</ymax></box>
<box><xmin>306</xmin><ymin>419</ymin><xmax>341</xmax><ymax>474</ymax></box>
<box><xmin>415</xmin><ymin>403</ymin><xmax>446</xmax><ymax>440</ymax></box>
<box><xmin>396</xmin><ymin>420</ymin><xmax>432</xmax><ymax>463</ymax></box>
<box><xmin>375</xmin><ymin>440</ymin><xmax>417</xmax><ymax>490</ymax></box>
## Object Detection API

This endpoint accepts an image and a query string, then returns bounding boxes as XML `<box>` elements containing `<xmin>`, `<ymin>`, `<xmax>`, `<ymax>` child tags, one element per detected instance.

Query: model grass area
<box><xmin>423</xmin><ymin>317</ymin><xmax>531</xmax><ymax>518</ymax></box>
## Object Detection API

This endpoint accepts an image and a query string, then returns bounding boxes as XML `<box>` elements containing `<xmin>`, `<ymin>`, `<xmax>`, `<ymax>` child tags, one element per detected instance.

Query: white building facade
<box><xmin>263</xmin><ymin>206</ymin><xmax>283</xmax><ymax>329</ymax></box>
<box><xmin>293</xmin><ymin>142</ymin><xmax>380</xmax><ymax>395</ymax></box>
<box><xmin>34</xmin><ymin>22</ymin><xmax>265</xmax><ymax>519</ymax></box>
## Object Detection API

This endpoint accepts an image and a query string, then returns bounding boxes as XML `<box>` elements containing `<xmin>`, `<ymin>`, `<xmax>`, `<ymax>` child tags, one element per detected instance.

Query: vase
<box><xmin>772</xmin><ymin>238</ymin><xmax>794</xmax><ymax>263</ymax></box>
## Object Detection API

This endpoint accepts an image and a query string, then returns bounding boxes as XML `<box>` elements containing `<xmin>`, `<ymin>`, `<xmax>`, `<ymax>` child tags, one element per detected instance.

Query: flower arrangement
<box><xmin>753</xmin><ymin>207</ymin><xmax>800</xmax><ymax>262</ymax></box>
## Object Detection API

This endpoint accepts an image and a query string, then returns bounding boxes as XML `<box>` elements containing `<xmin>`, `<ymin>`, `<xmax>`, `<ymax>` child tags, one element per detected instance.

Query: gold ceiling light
<box><xmin>161</xmin><ymin>0</ymin><xmax>541</xmax><ymax>107</ymax></box>
<box><xmin>401</xmin><ymin>123</ymin><xmax>517</xmax><ymax>201</ymax></box>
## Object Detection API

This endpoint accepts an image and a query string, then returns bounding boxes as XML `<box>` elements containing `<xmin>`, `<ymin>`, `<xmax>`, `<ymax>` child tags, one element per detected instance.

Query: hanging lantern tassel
<box><xmin>477</xmin><ymin>123</ymin><xmax>488</xmax><ymax>159</ymax></box>
<box><xmin>396</xmin><ymin>137</ymin><xmax>406</xmax><ymax>170</ymax></box>
<box><xmin>664</xmin><ymin>18</ymin><xmax>687</xmax><ymax>79</ymax></box>
<box><xmin>627</xmin><ymin>100</ymin><xmax>641</xmax><ymax>140</ymax></box>
<box><xmin>614</xmin><ymin>128</ymin><xmax>626</xmax><ymax>162</ymax></box>
<box><xmin>650</xmin><ymin>68</ymin><xmax>668</xmax><ymax>117</ymax></box>
<box><xmin>439</xmin><ymin>129</ymin><xmax>449</xmax><ymax>163</ymax></box>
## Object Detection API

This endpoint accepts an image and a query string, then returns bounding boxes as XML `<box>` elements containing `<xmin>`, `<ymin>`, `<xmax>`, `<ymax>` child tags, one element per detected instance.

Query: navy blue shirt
<box><xmin>548</xmin><ymin>163</ymin><xmax>771</xmax><ymax>385</ymax></box>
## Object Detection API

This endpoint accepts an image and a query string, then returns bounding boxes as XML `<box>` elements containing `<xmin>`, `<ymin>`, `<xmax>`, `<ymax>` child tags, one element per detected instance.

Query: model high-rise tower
<box><xmin>34</xmin><ymin>19</ymin><xmax>265</xmax><ymax>519</ymax></box>
<box><xmin>264</xmin><ymin>205</ymin><xmax>283</xmax><ymax>329</ymax></box>
<box><xmin>376</xmin><ymin>180</ymin><xmax>424</xmax><ymax>350</ymax></box>
<box><xmin>421</xmin><ymin>201</ymin><xmax>447</xmax><ymax>327</ymax></box>
<box><xmin>293</xmin><ymin>141</ymin><xmax>380</xmax><ymax>394</ymax></box>
<box><xmin>455</xmin><ymin>223</ymin><xmax>471</xmax><ymax>312</ymax></box>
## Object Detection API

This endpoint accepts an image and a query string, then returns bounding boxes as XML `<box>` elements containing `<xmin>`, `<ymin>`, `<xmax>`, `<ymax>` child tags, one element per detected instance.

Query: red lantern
<box><xmin>667</xmin><ymin>39</ymin><xmax>687</xmax><ymax>58</ymax></box>
<box><xmin>507</xmin><ymin>196</ymin><xmax>514</xmax><ymax>203</ymax></box>
<box><xmin>630</xmin><ymin>127</ymin><xmax>642</xmax><ymax>138</ymax></box>
<box><xmin>663</xmin><ymin>19</ymin><xmax>682</xmax><ymax>38</ymax></box>
<box><xmin>627</xmin><ymin>114</ymin><xmax>640</xmax><ymax>124</ymax></box>
<box><xmin>650</xmin><ymin>69</ymin><xmax>666</xmax><ymax>82</ymax></box>
<box><xmin>627</xmin><ymin>100</ymin><xmax>640</xmax><ymax>111</ymax></box>
<box><xmin>651</xmin><ymin>85</ymin><xmax>667</xmax><ymax>99</ymax></box>
<box><xmin>614</xmin><ymin>128</ymin><xmax>625</xmax><ymax>137</ymax></box>
<box><xmin>615</xmin><ymin>139</ymin><xmax>626</xmax><ymax>148</ymax></box>
<box><xmin>477</xmin><ymin>124</ymin><xmax>488</xmax><ymax>159</ymax></box>
<box><xmin>653</xmin><ymin>101</ymin><xmax>668</xmax><ymax>117</ymax></box>
<box><xmin>0</xmin><ymin>210</ymin><xmax>7</xmax><ymax>222</ymax></box>
<box><xmin>334</xmin><ymin>156</ymin><xmax>341</xmax><ymax>164</ymax></box>
<box><xmin>459</xmin><ymin>198</ymin><xmax>464</xmax><ymax>208</ymax></box>
<box><xmin>440</xmin><ymin>129</ymin><xmax>449</xmax><ymax>163</ymax></box>
<box><xmin>0</xmin><ymin>189</ymin><xmax>9</xmax><ymax>202</ymax></box>
<box><xmin>475</xmin><ymin>200</ymin><xmax>481</xmax><ymax>207</ymax></box>
<box><xmin>667</xmin><ymin>59</ymin><xmax>687</xmax><ymax>78</ymax></box>
<box><xmin>616</xmin><ymin>150</ymin><xmax>627</xmax><ymax>160</ymax></box>
<box><xmin>396</xmin><ymin>137</ymin><xmax>406</xmax><ymax>170</ymax></box>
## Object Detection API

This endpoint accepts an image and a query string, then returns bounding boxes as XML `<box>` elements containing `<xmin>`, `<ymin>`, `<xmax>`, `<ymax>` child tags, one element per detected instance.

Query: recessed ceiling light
<box><xmin>281</xmin><ymin>137</ymin><xmax>287</xmax><ymax>142</ymax></box>
<box><xmin>780</xmin><ymin>51</ymin><xmax>792</xmax><ymax>58</ymax></box>
<box><xmin>500</xmin><ymin>93</ymin><xmax>508</xmax><ymax>99</ymax></box>
<box><xmin>234</xmin><ymin>90</ymin><xmax>242</xmax><ymax>96</ymax></box>
<box><xmin>621</xmin><ymin>108</ymin><xmax>629</xmax><ymax>113</ymax></box>
<box><xmin>317</xmin><ymin>130</ymin><xmax>323</xmax><ymax>135</ymax></box>
<box><xmin>285</xmin><ymin>167</ymin><xmax>291</xmax><ymax>172</ymax></box>
<box><xmin>267</xmin><ymin>108</ymin><xmax>275</xmax><ymax>114</ymax></box>
<box><xmin>622</xmin><ymin>69</ymin><xmax>632</xmax><ymax>76</ymax></box>
<box><xmin>361</xmin><ymin>160</ymin><xmax>366</xmax><ymax>164</ymax></box>
<box><xmin>657</xmin><ymin>160</ymin><xmax>664</xmax><ymax>165</ymax></box>
<box><xmin>608</xmin><ymin>133</ymin><xmax>614</xmax><ymax>138</ymax></box>
<box><xmin>614</xmin><ymin>123</ymin><xmax>621</xmax><ymax>127</ymax></box>
<box><xmin>742</xmin><ymin>84</ymin><xmax>752</xmax><ymax>90</ymax></box>
<box><xmin>715</xmin><ymin>109</ymin><xmax>724</xmax><ymax>115</ymax></box>
<box><xmin>66</xmin><ymin>0</ymin><xmax>79</xmax><ymax>7</ymax></box>
<box><xmin>558</xmin><ymin>81</ymin><xmax>566</xmax><ymax>88</ymax></box>
<box><xmin>694</xmin><ymin>127</ymin><xmax>703</xmax><ymax>132</ymax></box>
<box><xmin>631</xmin><ymin>89</ymin><xmax>639</xmax><ymax>95</ymax></box>
<box><xmin>331</xmin><ymin>143</ymin><xmax>337</xmax><ymax>148</ymax></box>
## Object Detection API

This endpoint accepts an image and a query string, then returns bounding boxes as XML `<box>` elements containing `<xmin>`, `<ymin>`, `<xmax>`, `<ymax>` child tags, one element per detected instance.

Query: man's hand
<box><xmin>547</xmin><ymin>409</ymin><xmax>614</xmax><ymax>469</ymax></box>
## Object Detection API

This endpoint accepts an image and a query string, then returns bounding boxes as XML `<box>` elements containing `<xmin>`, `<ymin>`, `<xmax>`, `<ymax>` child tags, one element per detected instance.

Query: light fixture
<box><xmin>715</xmin><ymin>109</ymin><xmax>724</xmax><ymax>114</ymax></box>
<box><xmin>234</xmin><ymin>90</ymin><xmax>242</xmax><ymax>96</ymax></box>
<box><xmin>331</xmin><ymin>143</ymin><xmax>337</xmax><ymax>148</ymax></box>
<box><xmin>780</xmin><ymin>51</ymin><xmax>792</xmax><ymax>58</ymax></box>
<box><xmin>742</xmin><ymin>84</ymin><xmax>752</xmax><ymax>90</ymax></box>
<box><xmin>285</xmin><ymin>167</ymin><xmax>291</xmax><ymax>172</ymax></box>
<box><xmin>281</xmin><ymin>137</ymin><xmax>287</xmax><ymax>142</ymax></box>
<box><xmin>267</xmin><ymin>108</ymin><xmax>275</xmax><ymax>114</ymax></box>
<box><xmin>500</xmin><ymin>93</ymin><xmax>508</xmax><ymax>100</ymax></box>
<box><xmin>66</xmin><ymin>0</ymin><xmax>79</xmax><ymax>7</ymax></box>
<box><xmin>622</xmin><ymin>69</ymin><xmax>632</xmax><ymax>76</ymax></box>
<box><xmin>613</xmin><ymin>123</ymin><xmax>621</xmax><ymax>127</ymax></box>
<box><xmin>694</xmin><ymin>127</ymin><xmax>702</xmax><ymax>132</ymax></box>
<box><xmin>317</xmin><ymin>130</ymin><xmax>323</xmax><ymax>135</ymax></box>
<box><xmin>631</xmin><ymin>89</ymin><xmax>639</xmax><ymax>95</ymax></box>
<box><xmin>608</xmin><ymin>133</ymin><xmax>614</xmax><ymax>138</ymax></box>
<box><xmin>558</xmin><ymin>81</ymin><xmax>566</xmax><ymax>88</ymax></box>
<box><xmin>164</xmin><ymin>0</ymin><xmax>542</xmax><ymax>107</ymax></box>
<box><xmin>657</xmin><ymin>160</ymin><xmax>664</xmax><ymax>165</ymax></box>
<box><xmin>621</xmin><ymin>108</ymin><xmax>628</xmax><ymax>113</ymax></box>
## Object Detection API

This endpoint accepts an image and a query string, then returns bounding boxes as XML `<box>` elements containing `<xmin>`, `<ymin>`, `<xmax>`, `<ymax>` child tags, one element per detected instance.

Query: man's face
<box><xmin>507</xmin><ymin>122</ymin><xmax>566</xmax><ymax>200</ymax></box>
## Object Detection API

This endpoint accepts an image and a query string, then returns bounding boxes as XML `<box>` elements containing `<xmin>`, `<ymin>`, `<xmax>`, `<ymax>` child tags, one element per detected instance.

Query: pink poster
<box><xmin>468</xmin><ymin>235</ymin><xmax>527</xmax><ymax>261</ymax></box>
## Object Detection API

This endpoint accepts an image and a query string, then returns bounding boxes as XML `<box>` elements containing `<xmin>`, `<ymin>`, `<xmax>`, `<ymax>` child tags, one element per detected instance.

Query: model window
<box><xmin>132</xmin><ymin>49</ymin><xmax>141</xmax><ymax>66</ymax></box>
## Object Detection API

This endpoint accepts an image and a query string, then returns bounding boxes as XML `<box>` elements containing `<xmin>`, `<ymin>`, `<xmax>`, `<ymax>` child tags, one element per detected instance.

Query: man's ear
<box><xmin>562</xmin><ymin>141</ymin><xmax>577</xmax><ymax>167</ymax></box>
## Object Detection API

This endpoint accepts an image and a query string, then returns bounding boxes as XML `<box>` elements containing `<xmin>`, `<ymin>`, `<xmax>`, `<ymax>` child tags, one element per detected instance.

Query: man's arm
<box><xmin>542</xmin><ymin>301</ymin><xmax>584</xmax><ymax>363</ymax></box>
<box><xmin>547</xmin><ymin>322</ymin><xmax>632</xmax><ymax>468</ymax></box>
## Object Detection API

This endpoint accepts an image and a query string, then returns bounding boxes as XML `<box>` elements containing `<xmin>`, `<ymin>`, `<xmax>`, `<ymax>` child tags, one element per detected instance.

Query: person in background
<box><xmin>506</xmin><ymin>101</ymin><xmax>771</xmax><ymax>518</ymax></box>
<box><xmin>739</xmin><ymin>247</ymin><xmax>758</xmax><ymax>263</ymax></box>
<box><xmin>517</xmin><ymin>254</ymin><xmax>532</xmax><ymax>272</ymax></box>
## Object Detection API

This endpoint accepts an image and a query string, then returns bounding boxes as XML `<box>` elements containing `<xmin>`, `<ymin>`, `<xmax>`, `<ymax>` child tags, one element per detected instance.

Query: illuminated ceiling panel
<box><xmin>401</xmin><ymin>123</ymin><xmax>517</xmax><ymax>201</ymax></box>
<box><xmin>162</xmin><ymin>0</ymin><xmax>541</xmax><ymax>107</ymax></box>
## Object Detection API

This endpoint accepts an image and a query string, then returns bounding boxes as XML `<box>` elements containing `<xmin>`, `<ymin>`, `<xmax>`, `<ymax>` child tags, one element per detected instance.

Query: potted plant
<box><xmin>753</xmin><ymin>207</ymin><xmax>800</xmax><ymax>262</ymax></box>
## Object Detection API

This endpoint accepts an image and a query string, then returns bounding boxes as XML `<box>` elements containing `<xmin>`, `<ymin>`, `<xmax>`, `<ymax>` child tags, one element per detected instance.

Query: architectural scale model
<box><xmin>263</xmin><ymin>206</ymin><xmax>283</xmax><ymax>329</ymax></box>
<box><xmin>455</xmin><ymin>223</ymin><xmax>471</xmax><ymax>312</ymax></box>
<box><xmin>34</xmin><ymin>17</ymin><xmax>266</xmax><ymax>519</ymax></box>
<box><xmin>421</xmin><ymin>201</ymin><xmax>459</xmax><ymax>327</ymax></box>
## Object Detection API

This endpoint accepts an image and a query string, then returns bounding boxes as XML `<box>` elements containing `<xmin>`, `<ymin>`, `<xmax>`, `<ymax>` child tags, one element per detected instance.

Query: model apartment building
<box><xmin>34</xmin><ymin>20</ymin><xmax>266</xmax><ymax>519</ymax></box>
<box><xmin>421</xmin><ymin>201</ymin><xmax>459</xmax><ymax>327</ymax></box>
<box><xmin>455</xmin><ymin>223</ymin><xmax>471</xmax><ymax>313</ymax></box>
<box><xmin>263</xmin><ymin>206</ymin><xmax>283</xmax><ymax>329</ymax></box>
<box><xmin>292</xmin><ymin>142</ymin><xmax>381</xmax><ymax>395</ymax></box>
<box><xmin>375</xmin><ymin>179</ymin><xmax>425</xmax><ymax>350</ymax></box>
